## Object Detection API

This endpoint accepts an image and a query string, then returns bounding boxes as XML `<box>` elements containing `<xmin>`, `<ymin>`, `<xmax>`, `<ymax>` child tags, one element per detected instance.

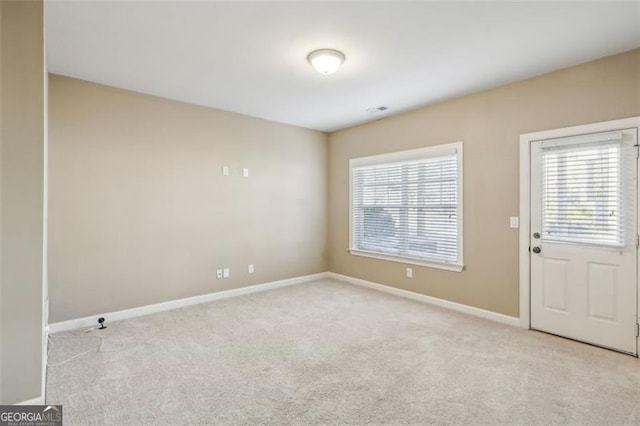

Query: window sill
<box><xmin>347</xmin><ymin>248</ymin><xmax>465</xmax><ymax>272</ymax></box>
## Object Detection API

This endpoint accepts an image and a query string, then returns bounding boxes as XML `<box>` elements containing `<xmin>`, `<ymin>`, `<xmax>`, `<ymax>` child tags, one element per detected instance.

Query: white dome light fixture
<box><xmin>307</xmin><ymin>49</ymin><xmax>345</xmax><ymax>75</ymax></box>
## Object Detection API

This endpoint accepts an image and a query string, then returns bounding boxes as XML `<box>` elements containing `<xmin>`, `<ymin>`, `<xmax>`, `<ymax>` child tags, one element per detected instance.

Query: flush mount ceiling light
<box><xmin>307</xmin><ymin>49</ymin><xmax>345</xmax><ymax>75</ymax></box>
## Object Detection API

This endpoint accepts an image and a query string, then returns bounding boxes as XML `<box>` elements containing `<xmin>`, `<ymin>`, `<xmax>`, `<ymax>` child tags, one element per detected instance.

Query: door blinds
<box><xmin>540</xmin><ymin>132</ymin><xmax>634</xmax><ymax>247</ymax></box>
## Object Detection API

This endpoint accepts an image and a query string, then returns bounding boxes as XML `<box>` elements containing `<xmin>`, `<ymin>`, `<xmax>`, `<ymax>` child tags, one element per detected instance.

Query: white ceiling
<box><xmin>46</xmin><ymin>1</ymin><xmax>640</xmax><ymax>132</ymax></box>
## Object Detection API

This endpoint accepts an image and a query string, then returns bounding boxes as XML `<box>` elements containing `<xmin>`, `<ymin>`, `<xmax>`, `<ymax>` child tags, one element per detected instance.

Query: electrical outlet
<box><xmin>223</xmin><ymin>268</ymin><xmax>230</xmax><ymax>278</ymax></box>
<box><xmin>248</xmin><ymin>264</ymin><xmax>255</xmax><ymax>274</ymax></box>
<box><xmin>406</xmin><ymin>267</ymin><xmax>413</xmax><ymax>278</ymax></box>
<box><xmin>216</xmin><ymin>269</ymin><xmax>223</xmax><ymax>279</ymax></box>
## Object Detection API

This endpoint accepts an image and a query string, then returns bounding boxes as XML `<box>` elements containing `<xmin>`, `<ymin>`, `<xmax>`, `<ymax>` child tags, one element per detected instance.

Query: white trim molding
<box><xmin>42</xmin><ymin>326</ymin><xmax>49</xmax><ymax>401</ymax></box>
<box><xmin>328</xmin><ymin>272</ymin><xmax>520</xmax><ymax>327</ymax></box>
<box><xmin>15</xmin><ymin>396</ymin><xmax>45</xmax><ymax>405</ymax></box>
<box><xmin>49</xmin><ymin>273</ymin><xmax>328</xmax><ymax>333</ymax></box>
<box><xmin>42</xmin><ymin>33</ymin><xmax>50</xmax><ymax>404</ymax></box>
<box><xmin>348</xmin><ymin>249</ymin><xmax>464</xmax><ymax>272</ymax></box>
<box><xmin>519</xmin><ymin>117</ymin><xmax>640</xmax><ymax>330</ymax></box>
<box><xmin>49</xmin><ymin>271</ymin><xmax>521</xmax><ymax>335</ymax></box>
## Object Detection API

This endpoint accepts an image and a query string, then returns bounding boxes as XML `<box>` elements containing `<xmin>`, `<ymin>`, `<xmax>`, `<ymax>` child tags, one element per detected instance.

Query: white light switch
<box><xmin>406</xmin><ymin>267</ymin><xmax>413</xmax><ymax>278</ymax></box>
<box><xmin>216</xmin><ymin>269</ymin><xmax>223</xmax><ymax>279</ymax></box>
<box><xmin>248</xmin><ymin>264</ymin><xmax>255</xmax><ymax>274</ymax></box>
<box><xmin>222</xmin><ymin>166</ymin><xmax>229</xmax><ymax>176</ymax></box>
<box><xmin>510</xmin><ymin>216</ymin><xmax>519</xmax><ymax>229</ymax></box>
<box><xmin>223</xmin><ymin>268</ymin><xmax>230</xmax><ymax>278</ymax></box>
<box><xmin>242</xmin><ymin>168</ymin><xmax>249</xmax><ymax>177</ymax></box>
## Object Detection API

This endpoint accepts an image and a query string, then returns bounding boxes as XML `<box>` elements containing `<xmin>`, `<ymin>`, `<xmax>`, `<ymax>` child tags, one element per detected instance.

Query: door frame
<box><xmin>519</xmin><ymin>117</ymin><xmax>640</xmax><ymax>333</ymax></box>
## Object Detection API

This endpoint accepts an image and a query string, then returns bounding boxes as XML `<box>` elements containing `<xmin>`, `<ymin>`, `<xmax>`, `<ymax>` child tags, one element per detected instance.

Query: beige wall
<box><xmin>0</xmin><ymin>0</ymin><xmax>45</xmax><ymax>404</ymax></box>
<box><xmin>0</xmin><ymin>0</ymin><xmax>4</xmax><ymax>404</ymax></box>
<box><xmin>328</xmin><ymin>49</ymin><xmax>640</xmax><ymax>317</ymax></box>
<box><xmin>0</xmin><ymin>0</ymin><xmax>3</xmax><ymax>404</ymax></box>
<box><xmin>48</xmin><ymin>75</ymin><xmax>328</xmax><ymax>322</ymax></box>
<box><xmin>50</xmin><ymin>49</ymin><xmax>640</xmax><ymax>323</ymax></box>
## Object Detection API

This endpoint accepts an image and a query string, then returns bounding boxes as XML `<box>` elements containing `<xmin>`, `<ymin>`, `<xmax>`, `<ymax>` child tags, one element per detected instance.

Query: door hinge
<box><xmin>636</xmin><ymin>234</ymin><xmax>640</xmax><ymax>249</ymax></box>
<box><xmin>636</xmin><ymin>323</ymin><xmax>639</xmax><ymax>338</ymax></box>
<box><xmin>635</xmin><ymin>144</ymin><xmax>640</xmax><ymax>159</ymax></box>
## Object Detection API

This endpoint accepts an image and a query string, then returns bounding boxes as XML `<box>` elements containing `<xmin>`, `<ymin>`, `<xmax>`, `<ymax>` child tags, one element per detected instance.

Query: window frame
<box><xmin>348</xmin><ymin>142</ymin><xmax>464</xmax><ymax>272</ymax></box>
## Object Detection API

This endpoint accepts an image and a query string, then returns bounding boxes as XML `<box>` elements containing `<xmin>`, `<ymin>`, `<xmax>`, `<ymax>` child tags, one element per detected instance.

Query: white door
<box><xmin>530</xmin><ymin>128</ymin><xmax>638</xmax><ymax>355</ymax></box>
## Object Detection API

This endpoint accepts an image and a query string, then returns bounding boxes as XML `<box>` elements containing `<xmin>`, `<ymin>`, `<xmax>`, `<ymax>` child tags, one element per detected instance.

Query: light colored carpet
<box><xmin>46</xmin><ymin>278</ymin><xmax>640</xmax><ymax>425</ymax></box>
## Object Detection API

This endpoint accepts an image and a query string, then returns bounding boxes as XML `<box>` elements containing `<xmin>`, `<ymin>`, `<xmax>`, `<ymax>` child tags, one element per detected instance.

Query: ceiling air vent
<box><xmin>366</xmin><ymin>106</ymin><xmax>390</xmax><ymax>114</ymax></box>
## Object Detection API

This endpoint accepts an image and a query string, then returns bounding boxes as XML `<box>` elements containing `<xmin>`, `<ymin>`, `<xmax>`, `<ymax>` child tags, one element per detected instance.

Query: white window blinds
<box><xmin>351</xmin><ymin>145</ymin><xmax>462</xmax><ymax>266</ymax></box>
<box><xmin>541</xmin><ymin>132</ymin><xmax>633</xmax><ymax>247</ymax></box>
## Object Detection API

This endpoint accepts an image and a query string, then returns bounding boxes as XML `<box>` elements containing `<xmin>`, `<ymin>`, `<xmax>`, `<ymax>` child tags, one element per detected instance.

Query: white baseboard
<box><xmin>328</xmin><ymin>272</ymin><xmax>521</xmax><ymax>327</ymax></box>
<box><xmin>15</xmin><ymin>396</ymin><xmax>45</xmax><ymax>405</ymax></box>
<box><xmin>49</xmin><ymin>272</ymin><xmax>329</xmax><ymax>333</ymax></box>
<box><xmin>49</xmin><ymin>271</ymin><xmax>519</xmax><ymax>333</ymax></box>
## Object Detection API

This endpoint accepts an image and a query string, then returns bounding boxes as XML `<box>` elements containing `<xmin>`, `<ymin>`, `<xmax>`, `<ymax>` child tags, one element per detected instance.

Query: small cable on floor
<box><xmin>47</xmin><ymin>328</ymin><xmax>125</xmax><ymax>367</ymax></box>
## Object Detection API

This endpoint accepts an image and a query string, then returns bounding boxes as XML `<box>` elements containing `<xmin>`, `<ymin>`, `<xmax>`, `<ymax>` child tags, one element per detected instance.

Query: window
<box><xmin>540</xmin><ymin>132</ymin><xmax>634</xmax><ymax>248</ymax></box>
<box><xmin>349</xmin><ymin>142</ymin><xmax>463</xmax><ymax>272</ymax></box>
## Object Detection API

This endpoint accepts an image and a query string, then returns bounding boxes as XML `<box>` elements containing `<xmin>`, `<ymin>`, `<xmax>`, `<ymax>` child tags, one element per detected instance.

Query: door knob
<box><xmin>532</xmin><ymin>246</ymin><xmax>541</xmax><ymax>254</ymax></box>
